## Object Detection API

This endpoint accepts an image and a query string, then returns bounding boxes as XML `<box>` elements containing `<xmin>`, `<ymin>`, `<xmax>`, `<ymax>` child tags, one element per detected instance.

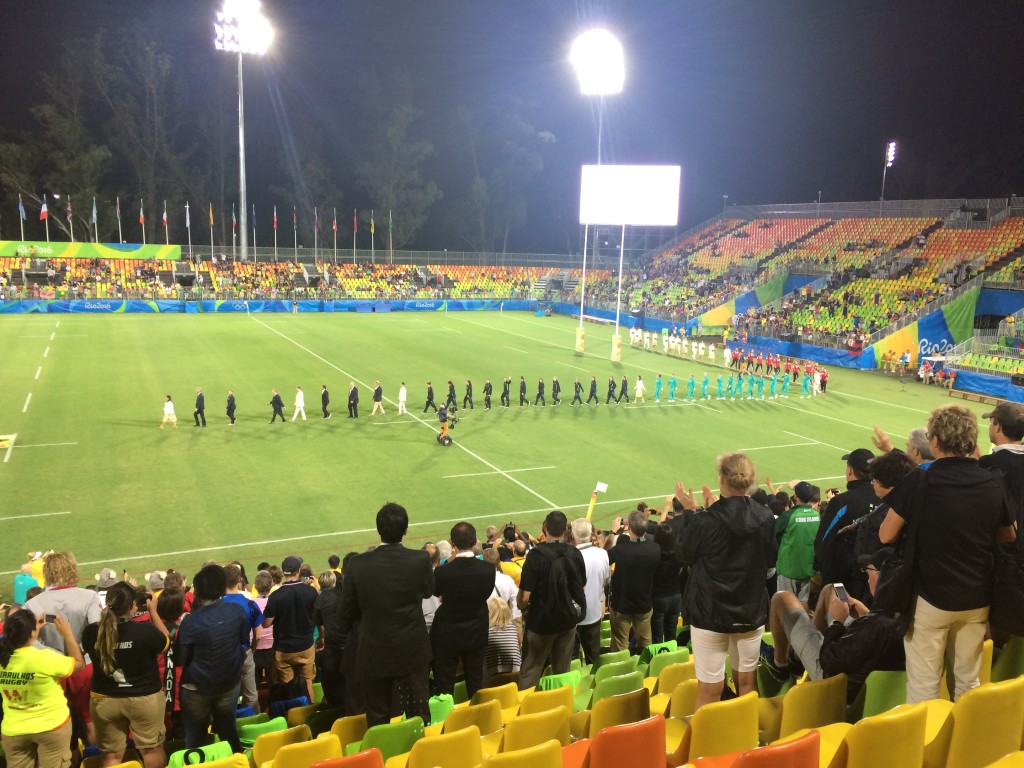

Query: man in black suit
<box><xmin>226</xmin><ymin>389</ymin><xmax>236</xmax><ymax>425</ymax></box>
<box><xmin>321</xmin><ymin>384</ymin><xmax>331</xmax><ymax>419</ymax></box>
<box><xmin>423</xmin><ymin>381</ymin><xmax>437</xmax><ymax>413</ymax></box>
<box><xmin>194</xmin><ymin>387</ymin><xmax>206</xmax><ymax>426</ymax></box>
<box><xmin>430</xmin><ymin>522</ymin><xmax>495</xmax><ymax>698</ymax></box>
<box><xmin>551</xmin><ymin>376</ymin><xmax>561</xmax><ymax>406</ymax></box>
<box><xmin>270</xmin><ymin>389</ymin><xmax>285</xmax><ymax>423</ymax></box>
<box><xmin>482</xmin><ymin>378</ymin><xmax>493</xmax><ymax>410</ymax></box>
<box><xmin>519</xmin><ymin>376</ymin><xmax>527</xmax><ymax>407</ymax></box>
<box><xmin>606</xmin><ymin>376</ymin><xmax>616</xmax><ymax>404</ymax></box>
<box><xmin>588</xmin><ymin>376</ymin><xmax>599</xmax><ymax>404</ymax></box>
<box><xmin>347</xmin><ymin>381</ymin><xmax>359</xmax><ymax>418</ymax></box>
<box><xmin>340</xmin><ymin>502</ymin><xmax>434</xmax><ymax>726</ymax></box>
<box><xmin>501</xmin><ymin>377</ymin><xmax>511</xmax><ymax>408</ymax></box>
<box><xmin>463</xmin><ymin>379</ymin><xmax>474</xmax><ymax>410</ymax></box>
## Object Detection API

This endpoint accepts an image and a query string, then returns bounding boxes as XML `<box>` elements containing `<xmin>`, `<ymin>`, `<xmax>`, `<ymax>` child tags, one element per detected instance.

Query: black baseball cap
<box><xmin>842</xmin><ymin>448</ymin><xmax>875</xmax><ymax>473</ymax></box>
<box><xmin>793</xmin><ymin>481</ymin><xmax>815</xmax><ymax>503</ymax></box>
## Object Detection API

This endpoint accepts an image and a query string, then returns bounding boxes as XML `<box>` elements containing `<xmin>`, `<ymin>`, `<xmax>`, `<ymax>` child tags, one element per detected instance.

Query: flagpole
<box><xmin>116</xmin><ymin>197</ymin><xmax>123</xmax><ymax>244</ymax></box>
<box><xmin>163</xmin><ymin>200</ymin><xmax>169</xmax><ymax>245</ymax></box>
<box><xmin>68</xmin><ymin>196</ymin><xmax>74</xmax><ymax>242</ymax></box>
<box><xmin>370</xmin><ymin>209</ymin><xmax>375</xmax><ymax>265</ymax></box>
<box><xmin>292</xmin><ymin>206</ymin><xmax>297</xmax><ymax>262</ymax></box>
<box><xmin>353</xmin><ymin>209</ymin><xmax>357</xmax><ymax>264</ymax></box>
<box><xmin>18</xmin><ymin>195</ymin><xmax>25</xmax><ymax>241</ymax></box>
<box><xmin>252</xmin><ymin>204</ymin><xmax>257</xmax><ymax>263</ymax></box>
<box><xmin>333</xmin><ymin>208</ymin><xmax>338</xmax><ymax>264</ymax></box>
<box><xmin>92</xmin><ymin>196</ymin><xmax>98</xmax><ymax>243</ymax></box>
<box><xmin>273</xmin><ymin>205</ymin><xmax>278</xmax><ymax>263</ymax></box>
<box><xmin>140</xmin><ymin>199</ymin><xmax>146</xmax><ymax>245</ymax></box>
<box><xmin>44</xmin><ymin>195</ymin><xmax>50</xmax><ymax>242</ymax></box>
<box><xmin>389</xmin><ymin>209</ymin><xmax>393</xmax><ymax>264</ymax></box>
<box><xmin>313</xmin><ymin>206</ymin><xmax>318</xmax><ymax>263</ymax></box>
<box><xmin>186</xmin><ymin>202</ymin><xmax>193</xmax><ymax>259</ymax></box>
<box><xmin>209</xmin><ymin>203</ymin><xmax>214</xmax><ymax>260</ymax></box>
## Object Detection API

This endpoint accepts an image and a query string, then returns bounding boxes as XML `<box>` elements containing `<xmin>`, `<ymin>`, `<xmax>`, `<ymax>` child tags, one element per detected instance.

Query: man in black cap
<box><xmin>815</xmin><ymin>448</ymin><xmax>880</xmax><ymax>602</ymax></box>
<box><xmin>766</xmin><ymin>547</ymin><xmax>906</xmax><ymax>703</ymax></box>
<box><xmin>262</xmin><ymin>555</ymin><xmax>319</xmax><ymax>702</ymax></box>
<box><xmin>980</xmin><ymin>401</ymin><xmax>1024</xmax><ymax>533</ymax></box>
<box><xmin>775</xmin><ymin>481</ymin><xmax>820</xmax><ymax>610</ymax></box>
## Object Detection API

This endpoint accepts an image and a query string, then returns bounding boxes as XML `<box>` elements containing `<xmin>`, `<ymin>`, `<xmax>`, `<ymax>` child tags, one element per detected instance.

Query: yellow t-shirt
<box><xmin>0</xmin><ymin>646</ymin><xmax>74</xmax><ymax>736</ymax></box>
<box><xmin>29</xmin><ymin>559</ymin><xmax>46</xmax><ymax>588</ymax></box>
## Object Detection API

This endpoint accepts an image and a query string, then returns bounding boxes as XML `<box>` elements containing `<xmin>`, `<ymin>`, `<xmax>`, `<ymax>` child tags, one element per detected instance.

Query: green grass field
<box><xmin>0</xmin><ymin>310</ymin><xmax>979</xmax><ymax>598</ymax></box>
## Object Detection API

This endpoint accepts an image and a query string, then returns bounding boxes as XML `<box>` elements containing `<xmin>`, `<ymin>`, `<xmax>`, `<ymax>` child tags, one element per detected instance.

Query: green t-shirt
<box><xmin>0</xmin><ymin>645</ymin><xmax>75</xmax><ymax>736</ymax></box>
<box><xmin>775</xmin><ymin>504</ymin><xmax>820</xmax><ymax>580</ymax></box>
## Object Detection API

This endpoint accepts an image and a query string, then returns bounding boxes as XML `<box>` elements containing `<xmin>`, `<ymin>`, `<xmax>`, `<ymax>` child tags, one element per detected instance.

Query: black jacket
<box><xmin>816</xmin><ymin>479</ymin><xmax>881</xmax><ymax>601</ymax></box>
<box><xmin>820</xmin><ymin>612</ymin><xmax>906</xmax><ymax>702</ymax></box>
<box><xmin>679</xmin><ymin>496</ymin><xmax>776</xmax><ymax>633</ymax></box>
<box><xmin>431</xmin><ymin>556</ymin><xmax>495</xmax><ymax>650</ymax></box>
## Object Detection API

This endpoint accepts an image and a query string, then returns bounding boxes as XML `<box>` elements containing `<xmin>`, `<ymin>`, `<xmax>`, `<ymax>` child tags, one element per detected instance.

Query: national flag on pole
<box><xmin>293</xmin><ymin>206</ymin><xmax>297</xmax><ymax>230</ymax></box>
<box><xmin>91</xmin><ymin>197</ymin><xmax>97</xmax><ymax>226</ymax></box>
<box><xmin>162</xmin><ymin>201</ymin><xmax>168</xmax><ymax>228</ymax></box>
<box><xmin>116</xmin><ymin>196</ymin><xmax>121</xmax><ymax>221</ymax></box>
<box><xmin>388</xmin><ymin>209</ymin><xmax>393</xmax><ymax>233</ymax></box>
<box><xmin>315</xmin><ymin>208</ymin><xmax>322</xmax><ymax>232</ymax></box>
<box><xmin>40</xmin><ymin>197</ymin><xmax>48</xmax><ymax>220</ymax></box>
<box><xmin>139</xmin><ymin>201</ymin><xmax>145</xmax><ymax>225</ymax></box>
<box><xmin>231</xmin><ymin>204</ymin><xmax>236</xmax><ymax>231</ymax></box>
<box><xmin>273</xmin><ymin>205</ymin><xmax>277</xmax><ymax>231</ymax></box>
<box><xmin>208</xmin><ymin>203</ymin><xmax>214</xmax><ymax>228</ymax></box>
<box><xmin>353</xmin><ymin>209</ymin><xmax>357</xmax><ymax>233</ymax></box>
<box><xmin>370</xmin><ymin>210</ymin><xmax>375</xmax><ymax>235</ymax></box>
<box><xmin>251</xmin><ymin>204</ymin><xmax>255</xmax><ymax>229</ymax></box>
<box><xmin>66</xmin><ymin>198</ymin><xmax>73</xmax><ymax>221</ymax></box>
<box><xmin>18</xmin><ymin>195</ymin><xmax>26</xmax><ymax>221</ymax></box>
<box><xmin>332</xmin><ymin>211</ymin><xmax>337</xmax><ymax>232</ymax></box>
<box><xmin>185</xmin><ymin>202</ymin><xmax>191</xmax><ymax>229</ymax></box>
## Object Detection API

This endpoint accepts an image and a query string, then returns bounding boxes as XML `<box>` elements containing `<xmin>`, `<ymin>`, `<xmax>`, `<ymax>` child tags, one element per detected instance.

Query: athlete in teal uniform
<box><xmin>756</xmin><ymin>375</ymin><xmax>765</xmax><ymax>400</ymax></box>
<box><xmin>701</xmin><ymin>373</ymin><xmax>710</xmax><ymax>400</ymax></box>
<box><xmin>686</xmin><ymin>375</ymin><xmax>696</xmax><ymax>401</ymax></box>
<box><xmin>654</xmin><ymin>374</ymin><xmax>664</xmax><ymax>403</ymax></box>
<box><xmin>801</xmin><ymin>372</ymin><xmax>812</xmax><ymax>397</ymax></box>
<box><xmin>769</xmin><ymin>372</ymin><xmax>779</xmax><ymax>399</ymax></box>
<box><xmin>781</xmin><ymin>375</ymin><xmax>791</xmax><ymax>397</ymax></box>
<box><xmin>668</xmin><ymin>374</ymin><xmax>678</xmax><ymax>402</ymax></box>
<box><xmin>747</xmin><ymin>373</ymin><xmax>757</xmax><ymax>400</ymax></box>
<box><xmin>716</xmin><ymin>375</ymin><xmax>724</xmax><ymax>400</ymax></box>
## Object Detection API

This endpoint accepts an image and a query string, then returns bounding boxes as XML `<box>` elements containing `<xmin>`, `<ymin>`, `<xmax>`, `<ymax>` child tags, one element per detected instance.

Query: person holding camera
<box><xmin>0</xmin><ymin>609</ymin><xmax>85</xmax><ymax>768</ymax></box>
<box><xmin>607</xmin><ymin>510</ymin><xmax>660</xmax><ymax>653</ymax></box>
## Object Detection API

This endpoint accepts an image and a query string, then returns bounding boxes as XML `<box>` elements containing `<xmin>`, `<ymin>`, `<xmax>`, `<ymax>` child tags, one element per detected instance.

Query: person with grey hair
<box><xmin>905</xmin><ymin>428</ymin><xmax>935</xmax><ymax>466</ymax></box>
<box><xmin>435</xmin><ymin>540</ymin><xmax>453</xmax><ymax>564</ymax></box>
<box><xmin>980</xmin><ymin>402</ymin><xmax>1024</xmax><ymax>533</ymax></box>
<box><xmin>571</xmin><ymin>517</ymin><xmax>610</xmax><ymax>663</ymax></box>
<box><xmin>606</xmin><ymin>510</ymin><xmax>660</xmax><ymax>653</ymax></box>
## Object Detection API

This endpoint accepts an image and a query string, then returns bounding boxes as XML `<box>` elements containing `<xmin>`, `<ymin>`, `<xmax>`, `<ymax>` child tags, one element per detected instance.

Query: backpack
<box><xmin>546</xmin><ymin>547</ymin><xmax>585</xmax><ymax>628</ymax></box>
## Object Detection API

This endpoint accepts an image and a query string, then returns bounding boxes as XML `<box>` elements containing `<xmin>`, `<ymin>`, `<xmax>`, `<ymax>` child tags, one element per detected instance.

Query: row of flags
<box><xmin>15</xmin><ymin>195</ymin><xmax>392</xmax><ymax>234</ymax></box>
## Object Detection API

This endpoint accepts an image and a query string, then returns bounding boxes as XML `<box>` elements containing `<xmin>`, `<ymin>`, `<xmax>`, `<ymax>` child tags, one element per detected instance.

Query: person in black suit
<box><xmin>339</xmin><ymin>502</ymin><xmax>434</xmax><ymax>726</ymax></box>
<box><xmin>321</xmin><ymin>385</ymin><xmax>331</xmax><ymax>419</ymax></box>
<box><xmin>194</xmin><ymin>387</ymin><xmax>206</xmax><ymax>427</ymax></box>
<box><xmin>535</xmin><ymin>378</ymin><xmax>546</xmax><ymax>407</ymax></box>
<box><xmin>519</xmin><ymin>376</ymin><xmax>527</xmax><ymax>407</ymax></box>
<box><xmin>423</xmin><ymin>382</ymin><xmax>437</xmax><ymax>413</ymax></box>
<box><xmin>430</xmin><ymin>522</ymin><xmax>496</xmax><ymax>698</ymax></box>
<box><xmin>552</xmin><ymin>376</ymin><xmax>561</xmax><ymax>406</ymax></box>
<box><xmin>606</xmin><ymin>376</ymin><xmax>616</xmax><ymax>404</ymax></box>
<box><xmin>617</xmin><ymin>375</ymin><xmax>630</xmax><ymax>404</ymax></box>
<box><xmin>226</xmin><ymin>389</ymin><xmax>236</xmax><ymax>425</ymax></box>
<box><xmin>463</xmin><ymin>380</ymin><xmax>473</xmax><ymax>410</ymax></box>
<box><xmin>571</xmin><ymin>377</ymin><xmax>583</xmax><ymax>406</ymax></box>
<box><xmin>588</xmin><ymin>376</ymin><xmax>599</xmax><ymax>404</ymax></box>
<box><xmin>270</xmin><ymin>389</ymin><xmax>285</xmax><ymax>423</ymax></box>
<box><xmin>482</xmin><ymin>378</ymin><xmax>493</xmax><ymax>410</ymax></box>
<box><xmin>348</xmin><ymin>381</ymin><xmax>359</xmax><ymax>418</ymax></box>
<box><xmin>501</xmin><ymin>377</ymin><xmax>511</xmax><ymax>408</ymax></box>
<box><xmin>445</xmin><ymin>381</ymin><xmax>457</xmax><ymax>410</ymax></box>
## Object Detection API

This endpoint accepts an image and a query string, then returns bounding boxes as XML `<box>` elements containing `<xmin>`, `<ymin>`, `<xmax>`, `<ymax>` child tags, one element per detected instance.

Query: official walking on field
<box><xmin>423</xmin><ymin>382</ymin><xmax>437</xmax><ymax>413</ymax></box>
<box><xmin>291</xmin><ymin>386</ymin><xmax>307</xmax><ymax>421</ymax></box>
<box><xmin>571</xmin><ymin>377</ymin><xmax>583</xmax><ymax>405</ymax></box>
<box><xmin>483</xmin><ymin>378</ymin><xmax>493</xmax><ymax>410</ymax></box>
<box><xmin>270</xmin><ymin>390</ymin><xmax>285</xmax><ymax>423</ymax></box>
<box><xmin>501</xmin><ymin>377</ymin><xmax>511</xmax><ymax>408</ymax></box>
<box><xmin>321</xmin><ymin>385</ymin><xmax>331</xmax><ymax>419</ymax></box>
<box><xmin>194</xmin><ymin>387</ymin><xmax>206</xmax><ymax>427</ymax></box>
<box><xmin>160</xmin><ymin>395</ymin><xmax>177</xmax><ymax>429</ymax></box>
<box><xmin>371</xmin><ymin>381</ymin><xmax>385</xmax><ymax>415</ymax></box>
<box><xmin>519</xmin><ymin>376</ymin><xmax>528</xmax><ymax>407</ymax></box>
<box><xmin>463</xmin><ymin>380</ymin><xmax>474</xmax><ymax>410</ymax></box>
<box><xmin>226</xmin><ymin>389</ymin><xmax>236</xmax><ymax>425</ymax></box>
<box><xmin>588</xmin><ymin>376</ymin><xmax>599</xmax><ymax>404</ymax></box>
<box><xmin>552</xmin><ymin>376</ymin><xmax>561</xmax><ymax>405</ymax></box>
<box><xmin>348</xmin><ymin>381</ymin><xmax>360</xmax><ymax>418</ymax></box>
<box><xmin>398</xmin><ymin>382</ymin><xmax>408</xmax><ymax>415</ymax></box>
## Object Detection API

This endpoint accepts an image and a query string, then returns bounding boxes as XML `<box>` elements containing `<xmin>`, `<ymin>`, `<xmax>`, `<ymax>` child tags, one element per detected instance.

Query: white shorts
<box><xmin>690</xmin><ymin>625</ymin><xmax>764</xmax><ymax>683</ymax></box>
<box><xmin>161</xmin><ymin>414</ymin><xmax>177</xmax><ymax>424</ymax></box>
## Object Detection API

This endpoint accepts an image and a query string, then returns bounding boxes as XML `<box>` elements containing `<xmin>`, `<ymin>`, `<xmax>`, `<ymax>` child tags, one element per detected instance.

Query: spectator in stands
<box><xmin>314</xmin><ymin>570</ymin><xmax>345</xmax><ymax>706</ymax></box>
<box><xmin>979</xmin><ymin>403</ymin><xmax>1024</xmax><ymax>532</ymax></box>
<box><xmin>339</xmin><ymin>502</ymin><xmax>434</xmax><ymax>726</ymax></box>
<box><xmin>430</xmin><ymin>522</ymin><xmax>495</xmax><ymax>698</ymax></box>
<box><xmin>517</xmin><ymin>511</ymin><xmax>587</xmax><ymax>690</ymax></box>
<box><xmin>815</xmin><ymin>449</ymin><xmax>880</xmax><ymax>602</ymax></box>
<box><xmin>482</xmin><ymin>548</ymin><xmax>521</xmax><ymax>641</ymax></box>
<box><xmin>845</xmin><ymin>449</ymin><xmax>918</xmax><ymax>561</ymax></box>
<box><xmin>676</xmin><ymin>453</ymin><xmax>776</xmax><ymax>711</ymax></box>
<box><xmin>262</xmin><ymin>556</ymin><xmax>319</xmax><ymax>703</ymax></box>
<box><xmin>83</xmin><ymin>582</ymin><xmax>169</xmax><ymax>768</ymax></box>
<box><xmin>0</xmin><ymin>609</ymin><xmax>84</xmax><ymax>768</ymax></box>
<box><xmin>774</xmin><ymin>482</ymin><xmax>820</xmax><ymax>610</ymax></box>
<box><xmin>176</xmin><ymin>564</ymin><xmax>248</xmax><ymax>752</ymax></box>
<box><xmin>250</xmin><ymin>571</ymin><xmax>274</xmax><ymax>689</ymax></box>
<box><xmin>880</xmin><ymin>404</ymin><xmax>1016</xmax><ymax>703</ymax></box>
<box><xmin>651</xmin><ymin>522</ymin><xmax>683</xmax><ymax>645</ymax></box>
<box><xmin>483</xmin><ymin>597</ymin><xmax>521</xmax><ymax>686</ymax></box>
<box><xmin>571</xmin><ymin>518</ymin><xmax>610</xmax><ymax>664</ymax></box>
<box><xmin>222</xmin><ymin>564</ymin><xmax>262</xmax><ymax>714</ymax></box>
<box><xmin>156</xmin><ymin>589</ymin><xmax>187</xmax><ymax>740</ymax></box>
<box><xmin>768</xmin><ymin>548</ymin><xmax>905</xmax><ymax>702</ymax></box>
<box><xmin>607</xmin><ymin>510</ymin><xmax>660</xmax><ymax>653</ymax></box>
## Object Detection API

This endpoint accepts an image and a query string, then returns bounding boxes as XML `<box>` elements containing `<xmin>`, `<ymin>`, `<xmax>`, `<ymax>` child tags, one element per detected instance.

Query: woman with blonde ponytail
<box><xmin>82</xmin><ymin>582</ymin><xmax>169</xmax><ymax>768</ymax></box>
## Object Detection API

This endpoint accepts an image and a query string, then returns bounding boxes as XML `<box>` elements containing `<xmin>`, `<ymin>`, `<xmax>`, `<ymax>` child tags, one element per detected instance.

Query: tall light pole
<box><xmin>215</xmin><ymin>0</ymin><xmax>272</xmax><ymax>265</ymax></box>
<box><xmin>722</xmin><ymin>194</ymin><xmax>728</xmax><ymax>215</ymax></box>
<box><xmin>570</xmin><ymin>29</ymin><xmax>624</xmax><ymax>353</ymax></box>
<box><xmin>880</xmin><ymin>140</ymin><xmax>897</xmax><ymax>209</ymax></box>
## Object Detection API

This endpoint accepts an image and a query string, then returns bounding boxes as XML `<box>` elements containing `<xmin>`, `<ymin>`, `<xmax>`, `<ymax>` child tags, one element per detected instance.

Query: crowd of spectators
<box><xmin>2</xmin><ymin>400</ymin><xmax>1022</xmax><ymax>764</ymax></box>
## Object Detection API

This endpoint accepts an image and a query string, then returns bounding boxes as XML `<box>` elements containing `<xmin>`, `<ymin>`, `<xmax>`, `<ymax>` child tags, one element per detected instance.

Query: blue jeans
<box><xmin>180</xmin><ymin>684</ymin><xmax>241</xmax><ymax>753</ymax></box>
<box><xmin>651</xmin><ymin>592</ymin><xmax>682</xmax><ymax>645</ymax></box>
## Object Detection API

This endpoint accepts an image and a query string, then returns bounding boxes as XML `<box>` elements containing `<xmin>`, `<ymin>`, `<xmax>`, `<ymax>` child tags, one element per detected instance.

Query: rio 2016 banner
<box><xmin>0</xmin><ymin>240</ymin><xmax>181</xmax><ymax>261</ymax></box>
<box><xmin>869</xmin><ymin>286</ymin><xmax>979</xmax><ymax>368</ymax></box>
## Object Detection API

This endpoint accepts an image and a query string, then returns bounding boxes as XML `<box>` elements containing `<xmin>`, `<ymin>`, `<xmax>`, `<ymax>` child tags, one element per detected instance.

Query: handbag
<box><xmin>870</xmin><ymin>470</ymin><xmax>926</xmax><ymax>633</ymax></box>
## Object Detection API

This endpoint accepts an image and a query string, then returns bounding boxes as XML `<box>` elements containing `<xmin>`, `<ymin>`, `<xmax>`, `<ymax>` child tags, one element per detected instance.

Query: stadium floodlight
<box><xmin>880</xmin><ymin>139</ymin><xmax>897</xmax><ymax>207</ymax></box>
<box><xmin>571</xmin><ymin>29</ymin><xmax>625</xmax><ymax>353</ymax></box>
<box><xmin>215</xmin><ymin>0</ymin><xmax>272</xmax><ymax>264</ymax></box>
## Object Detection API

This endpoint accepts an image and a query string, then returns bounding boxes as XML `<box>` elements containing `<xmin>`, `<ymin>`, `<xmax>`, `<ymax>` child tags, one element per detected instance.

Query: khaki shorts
<box><xmin>90</xmin><ymin>690</ymin><xmax>166</xmax><ymax>752</ymax></box>
<box><xmin>161</xmin><ymin>414</ymin><xmax>177</xmax><ymax>424</ymax></box>
<box><xmin>274</xmin><ymin>646</ymin><xmax>316</xmax><ymax>685</ymax></box>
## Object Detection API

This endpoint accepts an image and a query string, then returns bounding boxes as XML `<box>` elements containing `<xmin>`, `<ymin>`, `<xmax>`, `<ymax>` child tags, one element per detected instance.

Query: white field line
<box><xmin>2</xmin><ymin>434</ymin><xmax>15</xmax><ymax>464</ymax></box>
<box><xmin>22</xmin><ymin>393</ymin><xmax>32</xmax><ymax>413</ymax></box>
<box><xmin>13</xmin><ymin>442</ymin><xmax>78</xmax><ymax>449</ymax></box>
<box><xmin>734</xmin><ymin>442</ymin><xmax>818</xmax><ymax>452</ymax></box>
<box><xmin>35</xmin><ymin>366</ymin><xmax>42</xmax><ymax>380</ymax></box>
<box><xmin>0</xmin><ymin>511</ymin><xmax>72</xmax><ymax>522</ymax></box>
<box><xmin>44</xmin><ymin>346</ymin><xmax>50</xmax><ymax>357</ymax></box>
<box><xmin>251</xmin><ymin>317</ymin><xmax>557</xmax><ymax>508</ymax></box>
<box><xmin>444</xmin><ymin>466</ymin><xmax>556</xmax><ymax>479</ymax></box>
<box><xmin>784</xmin><ymin>430</ymin><xmax>849</xmax><ymax>453</ymax></box>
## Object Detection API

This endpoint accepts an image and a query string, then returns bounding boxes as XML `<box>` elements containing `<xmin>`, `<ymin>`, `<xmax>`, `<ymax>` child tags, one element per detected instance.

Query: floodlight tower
<box><xmin>215</xmin><ymin>0</ymin><xmax>272</xmax><ymax>264</ymax></box>
<box><xmin>880</xmin><ymin>140</ymin><xmax>897</xmax><ymax>208</ymax></box>
<box><xmin>570</xmin><ymin>29</ymin><xmax>624</xmax><ymax>352</ymax></box>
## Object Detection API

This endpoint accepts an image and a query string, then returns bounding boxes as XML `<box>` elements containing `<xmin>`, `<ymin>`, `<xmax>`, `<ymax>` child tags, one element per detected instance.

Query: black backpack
<box><xmin>546</xmin><ymin>547</ymin><xmax>585</xmax><ymax>628</ymax></box>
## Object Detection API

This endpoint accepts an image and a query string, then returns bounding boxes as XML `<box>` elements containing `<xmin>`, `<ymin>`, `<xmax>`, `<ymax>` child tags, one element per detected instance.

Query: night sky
<box><xmin>2</xmin><ymin>0</ymin><xmax>1022</xmax><ymax>252</ymax></box>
